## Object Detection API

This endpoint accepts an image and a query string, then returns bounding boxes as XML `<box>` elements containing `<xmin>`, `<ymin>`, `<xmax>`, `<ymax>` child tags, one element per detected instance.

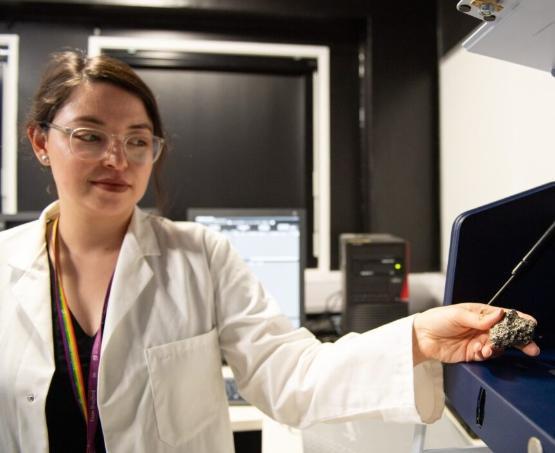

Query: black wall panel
<box><xmin>369</xmin><ymin>5</ymin><xmax>439</xmax><ymax>271</ymax></box>
<box><xmin>137</xmin><ymin>68</ymin><xmax>308</xmax><ymax>216</ymax></box>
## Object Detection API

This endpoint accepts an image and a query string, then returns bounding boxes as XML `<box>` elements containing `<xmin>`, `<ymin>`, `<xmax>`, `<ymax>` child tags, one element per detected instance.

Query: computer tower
<box><xmin>340</xmin><ymin>234</ymin><xmax>409</xmax><ymax>333</ymax></box>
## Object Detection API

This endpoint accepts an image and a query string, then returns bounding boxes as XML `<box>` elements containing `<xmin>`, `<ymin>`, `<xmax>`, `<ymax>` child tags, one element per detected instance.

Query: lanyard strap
<box><xmin>50</xmin><ymin>217</ymin><xmax>113</xmax><ymax>453</ymax></box>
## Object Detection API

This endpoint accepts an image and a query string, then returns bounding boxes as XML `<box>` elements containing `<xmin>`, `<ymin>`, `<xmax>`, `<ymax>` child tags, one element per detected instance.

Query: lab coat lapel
<box><xmin>11</xmin><ymin>252</ymin><xmax>53</xmax><ymax>348</ymax></box>
<box><xmin>101</xmin><ymin>207</ymin><xmax>160</xmax><ymax>349</ymax></box>
<box><xmin>9</xmin><ymin>211</ymin><xmax>54</xmax><ymax>353</ymax></box>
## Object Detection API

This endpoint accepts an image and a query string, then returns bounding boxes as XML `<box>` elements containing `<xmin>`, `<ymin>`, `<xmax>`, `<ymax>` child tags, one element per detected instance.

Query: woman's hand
<box><xmin>412</xmin><ymin>303</ymin><xmax>540</xmax><ymax>365</ymax></box>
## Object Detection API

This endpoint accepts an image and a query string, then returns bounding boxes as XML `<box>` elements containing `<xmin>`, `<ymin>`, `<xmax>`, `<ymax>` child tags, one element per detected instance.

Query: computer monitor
<box><xmin>187</xmin><ymin>208</ymin><xmax>305</xmax><ymax>328</ymax></box>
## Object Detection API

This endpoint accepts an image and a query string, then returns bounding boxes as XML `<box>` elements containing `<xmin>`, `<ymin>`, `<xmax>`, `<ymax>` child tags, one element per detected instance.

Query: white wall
<box><xmin>439</xmin><ymin>46</ymin><xmax>555</xmax><ymax>270</ymax></box>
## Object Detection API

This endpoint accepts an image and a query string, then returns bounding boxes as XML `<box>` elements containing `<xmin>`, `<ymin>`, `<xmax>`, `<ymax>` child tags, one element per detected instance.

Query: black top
<box><xmin>45</xmin><ymin>259</ymin><xmax>106</xmax><ymax>452</ymax></box>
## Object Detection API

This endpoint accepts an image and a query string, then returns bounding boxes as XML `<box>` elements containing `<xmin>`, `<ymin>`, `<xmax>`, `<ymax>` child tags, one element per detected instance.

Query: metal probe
<box><xmin>487</xmin><ymin>219</ymin><xmax>555</xmax><ymax>305</ymax></box>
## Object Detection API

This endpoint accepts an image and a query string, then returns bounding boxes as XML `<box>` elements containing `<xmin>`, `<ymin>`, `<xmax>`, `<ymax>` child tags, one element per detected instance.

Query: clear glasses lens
<box><xmin>69</xmin><ymin>128</ymin><xmax>161</xmax><ymax>163</ymax></box>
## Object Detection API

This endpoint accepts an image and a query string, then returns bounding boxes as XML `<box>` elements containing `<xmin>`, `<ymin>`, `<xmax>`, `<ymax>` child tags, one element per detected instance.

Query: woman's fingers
<box><xmin>480</xmin><ymin>343</ymin><xmax>493</xmax><ymax>360</ymax></box>
<box><xmin>415</xmin><ymin>303</ymin><xmax>540</xmax><ymax>364</ymax></box>
<box><xmin>515</xmin><ymin>310</ymin><xmax>538</xmax><ymax>325</ymax></box>
<box><xmin>517</xmin><ymin>341</ymin><xmax>541</xmax><ymax>356</ymax></box>
<box><xmin>472</xmin><ymin>342</ymin><xmax>486</xmax><ymax>362</ymax></box>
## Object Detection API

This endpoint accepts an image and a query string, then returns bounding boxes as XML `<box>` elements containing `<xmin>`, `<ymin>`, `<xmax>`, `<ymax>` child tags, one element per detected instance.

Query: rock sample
<box><xmin>489</xmin><ymin>309</ymin><xmax>536</xmax><ymax>349</ymax></box>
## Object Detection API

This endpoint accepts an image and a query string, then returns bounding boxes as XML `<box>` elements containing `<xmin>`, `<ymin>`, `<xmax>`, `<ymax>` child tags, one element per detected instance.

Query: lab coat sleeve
<box><xmin>205</xmin><ymin>230</ymin><xmax>444</xmax><ymax>429</ymax></box>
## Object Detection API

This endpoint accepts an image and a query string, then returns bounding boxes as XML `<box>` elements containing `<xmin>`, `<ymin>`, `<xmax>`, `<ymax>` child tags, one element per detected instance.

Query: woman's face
<box><xmin>32</xmin><ymin>81</ymin><xmax>154</xmax><ymax>221</ymax></box>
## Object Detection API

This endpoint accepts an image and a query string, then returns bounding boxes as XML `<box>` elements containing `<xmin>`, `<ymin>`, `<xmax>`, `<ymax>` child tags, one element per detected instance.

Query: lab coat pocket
<box><xmin>145</xmin><ymin>328</ymin><xmax>224</xmax><ymax>447</ymax></box>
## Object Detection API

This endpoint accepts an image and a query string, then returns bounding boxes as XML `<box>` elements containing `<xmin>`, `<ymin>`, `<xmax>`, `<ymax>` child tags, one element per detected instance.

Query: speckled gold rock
<box><xmin>489</xmin><ymin>309</ymin><xmax>536</xmax><ymax>349</ymax></box>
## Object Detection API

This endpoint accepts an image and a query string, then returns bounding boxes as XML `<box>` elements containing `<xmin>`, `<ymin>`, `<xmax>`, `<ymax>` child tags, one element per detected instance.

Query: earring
<box><xmin>41</xmin><ymin>155</ymin><xmax>50</xmax><ymax>164</ymax></box>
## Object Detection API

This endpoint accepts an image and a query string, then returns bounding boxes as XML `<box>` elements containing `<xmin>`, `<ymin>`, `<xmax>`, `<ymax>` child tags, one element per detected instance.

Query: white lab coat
<box><xmin>0</xmin><ymin>202</ymin><xmax>444</xmax><ymax>452</ymax></box>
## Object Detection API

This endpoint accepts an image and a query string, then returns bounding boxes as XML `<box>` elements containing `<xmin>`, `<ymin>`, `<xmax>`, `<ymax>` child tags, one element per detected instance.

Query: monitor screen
<box><xmin>187</xmin><ymin>208</ymin><xmax>305</xmax><ymax>328</ymax></box>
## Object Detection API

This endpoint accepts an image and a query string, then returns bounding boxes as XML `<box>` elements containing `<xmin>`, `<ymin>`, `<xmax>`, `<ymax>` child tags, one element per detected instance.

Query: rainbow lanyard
<box><xmin>50</xmin><ymin>217</ymin><xmax>113</xmax><ymax>452</ymax></box>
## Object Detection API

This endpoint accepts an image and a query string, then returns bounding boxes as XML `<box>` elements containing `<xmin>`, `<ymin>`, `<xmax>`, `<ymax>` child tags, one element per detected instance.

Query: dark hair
<box><xmin>26</xmin><ymin>49</ymin><xmax>167</xmax><ymax>212</ymax></box>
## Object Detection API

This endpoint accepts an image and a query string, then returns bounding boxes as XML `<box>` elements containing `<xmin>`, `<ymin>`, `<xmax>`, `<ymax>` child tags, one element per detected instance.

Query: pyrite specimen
<box><xmin>489</xmin><ymin>309</ymin><xmax>536</xmax><ymax>348</ymax></box>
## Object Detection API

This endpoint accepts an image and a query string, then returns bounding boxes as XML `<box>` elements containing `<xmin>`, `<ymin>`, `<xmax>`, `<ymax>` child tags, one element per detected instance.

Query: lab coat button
<box><xmin>26</xmin><ymin>393</ymin><xmax>35</xmax><ymax>403</ymax></box>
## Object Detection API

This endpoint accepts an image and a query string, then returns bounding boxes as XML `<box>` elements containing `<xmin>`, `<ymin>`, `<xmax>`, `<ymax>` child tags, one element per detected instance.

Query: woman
<box><xmin>0</xmin><ymin>50</ymin><xmax>539</xmax><ymax>453</ymax></box>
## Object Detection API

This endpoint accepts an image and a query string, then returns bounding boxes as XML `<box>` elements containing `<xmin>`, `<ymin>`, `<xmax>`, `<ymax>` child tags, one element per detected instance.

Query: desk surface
<box><xmin>224</xmin><ymin>365</ymin><xmax>264</xmax><ymax>432</ymax></box>
<box><xmin>229</xmin><ymin>405</ymin><xmax>264</xmax><ymax>432</ymax></box>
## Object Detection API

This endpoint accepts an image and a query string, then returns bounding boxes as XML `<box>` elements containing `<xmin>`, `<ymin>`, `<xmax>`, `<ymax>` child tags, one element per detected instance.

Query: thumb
<box><xmin>459</xmin><ymin>307</ymin><xmax>504</xmax><ymax>331</ymax></box>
